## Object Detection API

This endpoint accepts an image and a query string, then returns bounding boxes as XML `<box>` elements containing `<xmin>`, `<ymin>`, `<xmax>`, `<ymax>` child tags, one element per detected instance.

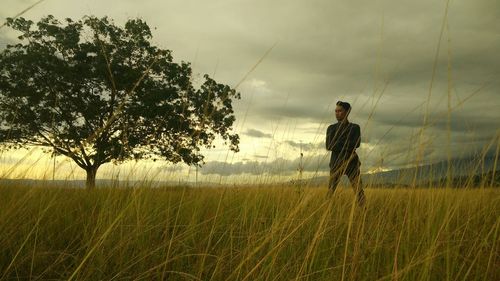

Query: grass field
<box><xmin>0</xmin><ymin>185</ymin><xmax>498</xmax><ymax>280</ymax></box>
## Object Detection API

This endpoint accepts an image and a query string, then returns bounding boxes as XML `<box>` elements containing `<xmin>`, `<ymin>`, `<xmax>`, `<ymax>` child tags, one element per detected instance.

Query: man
<box><xmin>325</xmin><ymin>101</ymin><xmax>366</xmax><ymax>206</ymax></box>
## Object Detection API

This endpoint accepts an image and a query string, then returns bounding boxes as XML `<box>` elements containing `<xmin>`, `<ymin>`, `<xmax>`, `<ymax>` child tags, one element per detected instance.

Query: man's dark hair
<box><xmin>336</xmin><ymin>101</ymin><xmax>351</xmax><ymax>112</ymax></box>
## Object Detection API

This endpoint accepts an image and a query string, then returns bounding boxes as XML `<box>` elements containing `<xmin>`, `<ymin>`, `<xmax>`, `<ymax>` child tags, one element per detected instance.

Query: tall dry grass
<box><xmin>0</xmin><ymin>185</ymin><xmax>498</xmax><ymax>280</ymax></box>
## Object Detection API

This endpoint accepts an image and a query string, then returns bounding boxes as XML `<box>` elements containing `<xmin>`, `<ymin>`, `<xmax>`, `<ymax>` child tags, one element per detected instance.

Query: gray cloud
<box><xmin>199</xmin><ymin>153</ymin><xmax>329</xmax><ymax>176</ymax></box>
<box><xmin>244</xmin><ymin>128</ymin><xmax>272</xmax><ymax>138</ymax></box>
<box><xmin>283</xmin><ymin>140</ymin><xmax>324</xmax><ymax>151</ymax></box>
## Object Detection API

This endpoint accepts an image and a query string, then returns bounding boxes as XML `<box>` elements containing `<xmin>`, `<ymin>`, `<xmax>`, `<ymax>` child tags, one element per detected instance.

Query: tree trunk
<box><xmin>85</xmin><ymin>167</ymin><xmax>98</xmax><ymax>190</ymax></box>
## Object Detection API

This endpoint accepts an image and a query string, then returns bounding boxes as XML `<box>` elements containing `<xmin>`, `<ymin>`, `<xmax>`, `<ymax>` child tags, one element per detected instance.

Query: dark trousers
<box><xmin>327</xmin><ymin>153</ymin><xmax>366</xmax><ymax>206</ymax></box>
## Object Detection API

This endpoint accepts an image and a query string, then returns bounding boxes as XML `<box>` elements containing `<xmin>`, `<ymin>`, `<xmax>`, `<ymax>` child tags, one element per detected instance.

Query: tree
<box><xmin>0</xmin><ymin>15</ymin><xmax>240</xmax><ymax>189</ymax></box>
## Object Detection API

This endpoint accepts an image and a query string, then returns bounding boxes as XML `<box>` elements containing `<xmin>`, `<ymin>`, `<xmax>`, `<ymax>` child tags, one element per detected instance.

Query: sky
<box><xmin>0</xmin><ymin>0</ymin><xmax>499</xmax><ymax>184</ymax></box>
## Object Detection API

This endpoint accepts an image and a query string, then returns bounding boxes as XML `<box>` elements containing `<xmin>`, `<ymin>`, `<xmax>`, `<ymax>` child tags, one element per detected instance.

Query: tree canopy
<box><xmin>0</xmin><ymin>15</ymin><xmax>240</xmax><ymax>188</ymax></box>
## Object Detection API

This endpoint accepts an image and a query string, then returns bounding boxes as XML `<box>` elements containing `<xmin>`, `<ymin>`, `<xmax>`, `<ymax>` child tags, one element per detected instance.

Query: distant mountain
<box><xmin>295</xmin><ymin>155</ymin><xmax>499</xmax><ymax>188</ymax></box>
<box><xmin>365</xmin><ymin>155</ymin><xmax>498</xmax><ymax>187</ymax></box>
<box><xmin>429</xmin><ymin>170</ymin><xmax>500</xmax><ymax>188</ymax></box>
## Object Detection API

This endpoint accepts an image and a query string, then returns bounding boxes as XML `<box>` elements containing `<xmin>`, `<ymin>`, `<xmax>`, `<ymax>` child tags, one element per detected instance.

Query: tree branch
<box><xmin>36</xmin><ymin>131</ymin><xmax>87</xmax><ymax>169</ymax></box>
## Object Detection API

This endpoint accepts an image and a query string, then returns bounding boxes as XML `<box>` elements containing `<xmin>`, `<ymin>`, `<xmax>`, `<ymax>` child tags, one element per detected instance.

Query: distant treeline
<box><xmin>368</xmin><ymin>170</ymin><xmax>500</xmax><ymax>188</ymax></box>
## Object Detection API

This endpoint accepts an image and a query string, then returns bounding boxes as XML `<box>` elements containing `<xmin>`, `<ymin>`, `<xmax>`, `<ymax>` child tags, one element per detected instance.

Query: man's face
<box><xmin>335</xmin><ymin>105</ymin><xmax>347</xmax><ymax>121</ymax></box>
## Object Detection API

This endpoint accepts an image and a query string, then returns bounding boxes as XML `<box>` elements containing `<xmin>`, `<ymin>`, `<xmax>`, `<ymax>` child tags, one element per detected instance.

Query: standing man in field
<box><xmin>326</xmin><ymin>101</ymin><xmax>366</xmax><ymax>207</ymax></box>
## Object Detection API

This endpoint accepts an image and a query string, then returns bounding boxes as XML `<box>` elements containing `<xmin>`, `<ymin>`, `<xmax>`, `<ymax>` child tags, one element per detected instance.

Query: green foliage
<box><xmin>0</xmin><ymin>15</ymin><xmax>240</xmax><ymax>185</ymax></box>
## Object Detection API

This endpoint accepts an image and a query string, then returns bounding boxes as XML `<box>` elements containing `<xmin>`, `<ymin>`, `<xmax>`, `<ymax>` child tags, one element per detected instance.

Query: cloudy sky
<box><xmin>0</xmin><ymin>0</ymin><xmax>499</xmax><ymax>184</ymax></box>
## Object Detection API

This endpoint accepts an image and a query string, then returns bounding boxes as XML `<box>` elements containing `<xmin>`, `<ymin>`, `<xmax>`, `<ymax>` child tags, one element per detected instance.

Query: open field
<box><xmin>1</xmin><ymin>1</ymin><xmax>499</xmax><ymax>280</ymax></box>
<box><xmin>0</xmin><ymin>185</ymin><xmax>498</xmax><ymax>280</ymax></box>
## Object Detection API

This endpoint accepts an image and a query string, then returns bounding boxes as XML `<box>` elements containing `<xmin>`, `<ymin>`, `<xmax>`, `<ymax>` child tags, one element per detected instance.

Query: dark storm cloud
<box><xmin>258</xmin><ymin>102</ymin><xmax>333</xmax><ymax>122</ymax></box>
<box><xmin>359</xmin><ymin>103</ymin><xmax>500</xmax><ymax>134</ymax></box>
<box><xmin>226</xmin><ymin>0</ymin><xmax>500</xmax><ymax>130</ymax></box>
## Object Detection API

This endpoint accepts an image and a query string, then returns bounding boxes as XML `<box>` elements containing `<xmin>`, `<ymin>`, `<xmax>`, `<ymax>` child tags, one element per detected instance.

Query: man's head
<box><xmin>335</xmin><ymin>101</ymin><xmax>351</xmax><ymax>122</ymax></box>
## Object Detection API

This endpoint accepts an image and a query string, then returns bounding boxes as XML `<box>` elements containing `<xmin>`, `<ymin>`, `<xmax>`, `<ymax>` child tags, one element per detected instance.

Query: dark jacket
<box><xmin>326</xmin><ymin>121</ymin><xmax>361</xmax><ymax>165</ymax></box>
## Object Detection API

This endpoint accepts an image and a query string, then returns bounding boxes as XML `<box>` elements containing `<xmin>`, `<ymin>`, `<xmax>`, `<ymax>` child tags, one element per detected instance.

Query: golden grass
<box><xmin>0</xmin><ymin>184</ymin><xmax>498</xmax><ymax>280</ymax></box>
